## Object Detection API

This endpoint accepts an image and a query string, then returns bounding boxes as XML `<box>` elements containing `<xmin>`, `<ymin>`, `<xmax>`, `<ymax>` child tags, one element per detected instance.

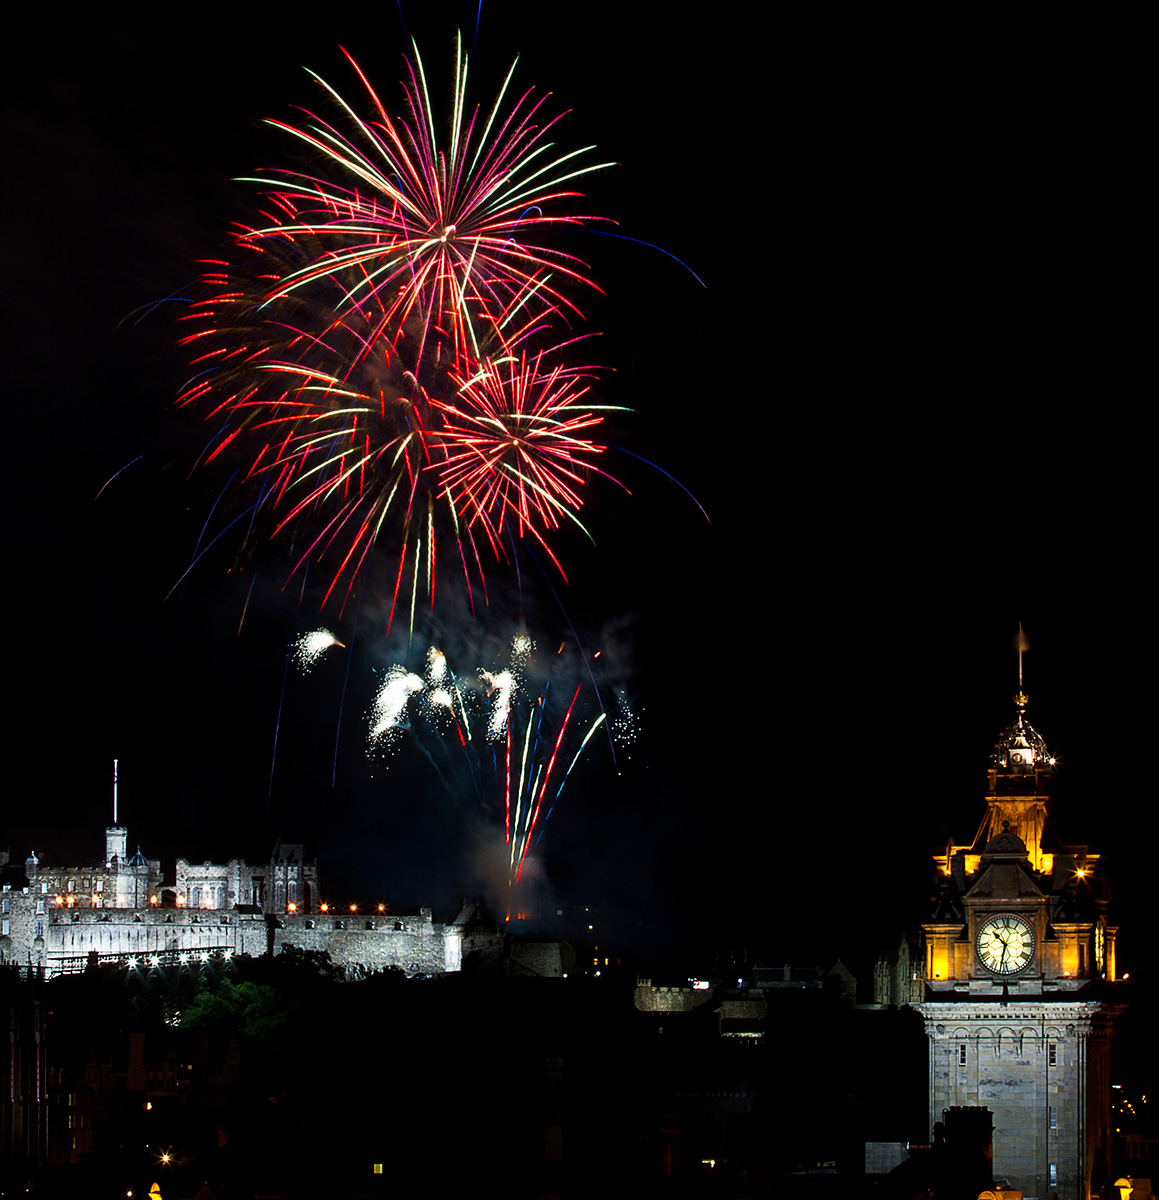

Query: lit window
<box><xmin>1049</xmin><ymin>1043</ymin><xmax>1058</xmax><ymax>1067</ymax></box>
<box><xmin>1050</xmin><ymin>1105</ymin><xmax>1058</xmax><ymax>1130</ymax></box>
<box><xmin>1050</xmin><ymin>1163</ymin><xmax>1058</xmax><ymax>1185</ymax></box>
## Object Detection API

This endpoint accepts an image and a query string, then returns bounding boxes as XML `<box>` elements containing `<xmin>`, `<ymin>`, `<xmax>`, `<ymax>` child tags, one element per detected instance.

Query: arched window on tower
<box><xmin>191</xmin><ymin>887</ymin><xmax>201</xmax><ymax>908</ymax></box>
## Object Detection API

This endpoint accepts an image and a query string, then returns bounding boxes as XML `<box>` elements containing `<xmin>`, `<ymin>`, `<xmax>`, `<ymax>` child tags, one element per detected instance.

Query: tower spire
<box><xmin>1015</xmin><ymin>623</ymin><xmax>1030</xmax><ymax>708</ymax></box>
<box><xmin>113</xmin><ymin>757</ymin><xmax>119</xmax><ymax>824</ymax></box>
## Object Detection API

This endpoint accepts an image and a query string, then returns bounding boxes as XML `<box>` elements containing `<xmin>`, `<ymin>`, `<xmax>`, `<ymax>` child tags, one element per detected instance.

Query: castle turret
<box><xmin>105</xmin><ymin>825</ymin><xmax>127</xmax><ymax>868</ymax></box>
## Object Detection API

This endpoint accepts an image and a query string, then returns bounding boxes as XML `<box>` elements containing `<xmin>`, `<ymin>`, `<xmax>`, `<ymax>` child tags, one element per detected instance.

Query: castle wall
<box><xmin>39</xmin><ymin>906</ymin><xmax>268</xmax><ymax>971</ymax></box>
<box><xmin>2</xmin><ymin>888</ymin><xmax>465</xmax><ymax>979</ymax></box>
<box><xmin>274</xmin><ymin>911</ymin><xmax>462</xmax><ymax>976</ymax></box>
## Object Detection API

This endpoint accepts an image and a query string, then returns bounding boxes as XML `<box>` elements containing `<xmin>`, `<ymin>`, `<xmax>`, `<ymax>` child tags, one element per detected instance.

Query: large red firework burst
<box><xmin>177</xmin><ymin>37</ymin><xmax>619</xmax><ymax>620</ymax></box>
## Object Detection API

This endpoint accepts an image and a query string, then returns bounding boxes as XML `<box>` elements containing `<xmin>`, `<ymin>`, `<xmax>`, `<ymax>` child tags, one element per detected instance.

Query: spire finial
<box><xmin>113</xmin><ymin>758</ymin><xmax>119</xmax><ymax>825</ymax></box>
<box><xmin>1014</xmin><ymin>624</ymin><xmax>1030</xmax><ymax>709</ymax></box>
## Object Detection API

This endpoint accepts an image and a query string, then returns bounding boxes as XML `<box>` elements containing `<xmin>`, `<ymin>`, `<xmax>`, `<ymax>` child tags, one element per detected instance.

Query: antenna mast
<box><xmin>113</xmin><ymin>758</ymin><xmax>118</xmax><ymax>825</ymax></box>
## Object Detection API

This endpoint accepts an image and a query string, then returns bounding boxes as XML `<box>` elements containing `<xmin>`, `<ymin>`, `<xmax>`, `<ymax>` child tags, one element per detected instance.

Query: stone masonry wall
<box><xmin>274</xmin><ymin>912</ymin><xmax>460</xmax><ymax>976</ymax></box>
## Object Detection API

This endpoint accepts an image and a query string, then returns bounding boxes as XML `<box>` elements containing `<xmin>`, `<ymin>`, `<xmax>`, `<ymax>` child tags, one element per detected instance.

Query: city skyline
<box><xmin>5</xmin><ymin>8</ymin><xmax>1150</xmax><ymax>976</ymax></box>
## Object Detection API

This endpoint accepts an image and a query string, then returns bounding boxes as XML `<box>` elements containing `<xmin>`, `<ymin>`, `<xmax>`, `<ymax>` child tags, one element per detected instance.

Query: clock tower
<box><xmin>913</xmin><ymin>685</ymin><xmax>1124</xmax><ymax>1198</ymax></box>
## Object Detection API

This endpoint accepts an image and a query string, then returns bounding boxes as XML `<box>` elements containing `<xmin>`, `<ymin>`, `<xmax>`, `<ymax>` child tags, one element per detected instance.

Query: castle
<box><xmin>1</xmin><ymin>822</ymin><xmax>494</xmax><ymax>979</ymax></box>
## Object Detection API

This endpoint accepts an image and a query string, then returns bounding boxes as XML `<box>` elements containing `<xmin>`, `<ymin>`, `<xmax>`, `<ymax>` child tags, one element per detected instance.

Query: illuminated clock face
<box><xmin>976</xmin><ymin>914</ymin><xmax>1036</xmax><ymax>975</ymax></box>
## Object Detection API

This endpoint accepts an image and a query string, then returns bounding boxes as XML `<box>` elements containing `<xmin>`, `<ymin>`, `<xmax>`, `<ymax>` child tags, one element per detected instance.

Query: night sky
<box><xmin>4</xmin><ymin>10</ymin><xmax>1150</xmax><ymax>983</ymax></box>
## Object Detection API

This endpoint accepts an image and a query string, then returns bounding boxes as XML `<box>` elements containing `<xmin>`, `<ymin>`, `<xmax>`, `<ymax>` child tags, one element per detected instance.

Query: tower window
<box><xmin>1050</xmin><ymin>1105</ymin><xmax>1057</xmax><ymax>1129</ymax></box>
<box><xmin>1049</xmin><ymin>1043</ymin><xmax>1058</xmax><ymax>1066</ymax></box>
<box><xmin>1050</xmin><ymin>1163</ymin><xmax>1058</xmax><ymax>1186</ymax></box>
<box><xmin>957</xmin><ymin>1044</ymin><xmax>967</xmax><ymax>1066</ymax></box>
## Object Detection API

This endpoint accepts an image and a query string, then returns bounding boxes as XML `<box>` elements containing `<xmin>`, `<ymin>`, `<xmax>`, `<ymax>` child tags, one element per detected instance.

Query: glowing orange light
<box><xmin>349</xmin><ymin>904</ymin><xmax>357</xmax><ymax>913</ymax></box>
<box><xmin>320</xmin><ymin>903</ymin><xmax>329</xmax><ymax>913</ymax></box>
<box><xmin>287</xmin><ymin>902</ymin><xmax>297</xmax><ymax>913</ymax></box>
<box><xmin>377</xmin><ymin>903</ymin><xmax>385</xmax><ymax>913</ymax></box>
<box><xmin>149</xmin><ymin>895</ymin><xmax>158</xmax><ymax>905</ymax></box>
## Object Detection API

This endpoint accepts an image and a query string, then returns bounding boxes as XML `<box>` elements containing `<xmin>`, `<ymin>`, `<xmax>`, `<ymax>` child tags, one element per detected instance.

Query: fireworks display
<box><xmin>366</xmin><ymin>634</ymin><xmax>609</xmax><ymax>889</ymax></box>
<box><xmin>177</xmin><ymin>38</ymin><xmax>621</xmax><ymax>620</ymax></box>
<box><xmin>167</xmin><ymin>34</ymin><xmax>665</xmax><ymax>903</ymax></box>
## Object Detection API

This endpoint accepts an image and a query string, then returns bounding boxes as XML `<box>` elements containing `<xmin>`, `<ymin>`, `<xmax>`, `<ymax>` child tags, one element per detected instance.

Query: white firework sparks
<box><xmin>369</xmin><ymin>667</ymin><xmax>424</xmax><ymax>743</ymax></box>
<box><xmin>480</xmin><ymin>669</ymin><xmax>515</xmax><ymax>739</ymax></box>
<box><xmin>293</xmin><ymin>629</ymin><xmax>344</xmax><ymax>671</ymax></box>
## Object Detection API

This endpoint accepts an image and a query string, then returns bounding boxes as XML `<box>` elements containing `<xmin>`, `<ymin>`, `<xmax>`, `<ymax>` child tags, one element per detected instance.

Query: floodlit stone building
<box><xmin>1</xmin><ymin>824</ymin><xmax>488</xmax><ymax>979</ymax></box>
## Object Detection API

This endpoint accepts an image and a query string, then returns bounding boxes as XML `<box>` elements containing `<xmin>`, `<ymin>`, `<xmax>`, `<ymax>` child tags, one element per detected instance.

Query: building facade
<box><xmin>903</xmin><ymin>688</ymin><xmax>1125</xmax><ymax>1198</ymax></box>
<box><xmin>1</xmin><ymin>825</ymin><xmax>486</xmax><ymax>979</ymax></box>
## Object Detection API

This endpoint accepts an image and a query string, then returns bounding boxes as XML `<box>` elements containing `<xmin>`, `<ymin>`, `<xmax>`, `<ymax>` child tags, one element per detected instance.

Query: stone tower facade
<box><xmin>911</xmin><ymin>688</ymin><xmax>1124</xmax><ymax>1198</ymax></box>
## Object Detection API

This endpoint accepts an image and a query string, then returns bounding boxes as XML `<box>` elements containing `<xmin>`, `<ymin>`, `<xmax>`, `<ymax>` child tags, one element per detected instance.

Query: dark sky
<box><xmin>4</xmin><ymin>10</ymin><xmax>1150</xmax><ymax>978</ymax></box>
